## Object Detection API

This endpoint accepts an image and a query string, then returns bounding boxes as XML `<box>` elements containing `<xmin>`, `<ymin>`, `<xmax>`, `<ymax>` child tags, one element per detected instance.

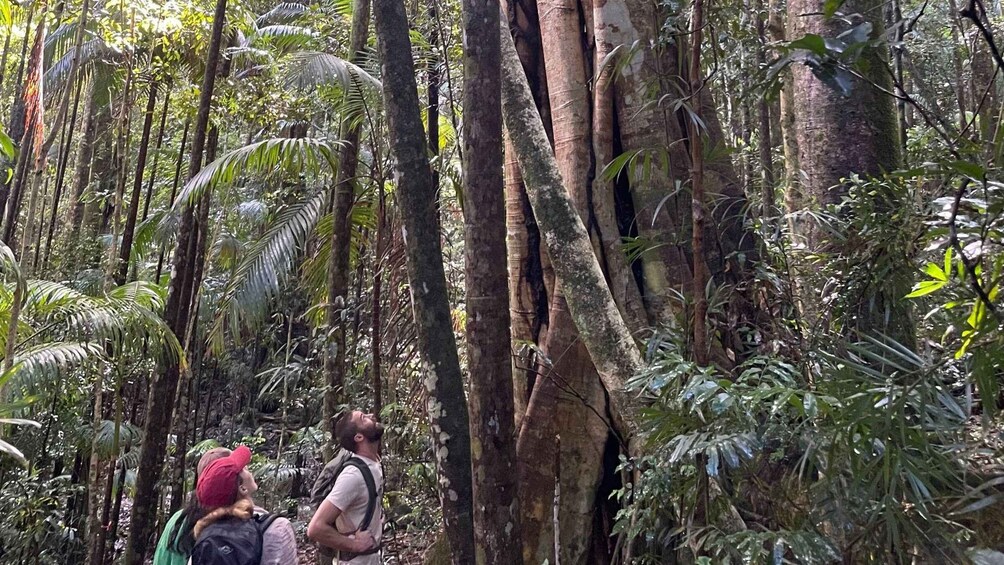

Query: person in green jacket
<box><xmin>152</xmin><ymin>447</ymin><xmax>232</xmax><ymax>565</ymax></box>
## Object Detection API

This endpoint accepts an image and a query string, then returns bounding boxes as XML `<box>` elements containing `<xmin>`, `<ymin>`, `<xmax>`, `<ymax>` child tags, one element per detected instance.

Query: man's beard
<box><xmin>363</xmin><ymin>423</ymin><xmax>384</xmax><ymax>442</ymax></box>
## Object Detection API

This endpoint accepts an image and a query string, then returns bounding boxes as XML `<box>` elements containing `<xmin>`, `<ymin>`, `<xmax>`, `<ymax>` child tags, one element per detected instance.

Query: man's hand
<box><xmin>349</xmin><ymin>531</ymin><xmax>377</xmax><ymax>553</ymax></box>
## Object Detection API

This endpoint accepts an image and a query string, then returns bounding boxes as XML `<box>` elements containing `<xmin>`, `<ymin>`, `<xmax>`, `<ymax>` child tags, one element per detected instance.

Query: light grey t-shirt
<box><xmin>261</xmin><ymin>515</ymin><xmax>298</xmax><ymax>565</ymax></box>
<box><xmin>324</xmin><ymin>454</ymin><xmax>384</xmax><ymax>564</ymax></box>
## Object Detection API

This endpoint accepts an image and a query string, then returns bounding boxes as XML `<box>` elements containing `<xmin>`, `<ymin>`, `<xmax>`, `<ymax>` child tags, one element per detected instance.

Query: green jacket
<box><xmin>152</xmin><ymin>510</ymin><xmax>189</xmax><ymax>565</ymax></box>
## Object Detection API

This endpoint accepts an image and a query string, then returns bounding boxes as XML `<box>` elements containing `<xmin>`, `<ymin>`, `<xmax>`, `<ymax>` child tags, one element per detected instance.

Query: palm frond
<box><xmin>300</xmin><ymin>201</ymin><xmax>377</xmax><ymax>303</ymax></box>
<box><xmin>23</xmin><ymin>279</ymin><xmax>92</xmax><ymax>318</ymax></box>
<box><xmin>44</xmin><ymin>39</ymin><xmax>115</xmax><ymax>96</ymax></box>
<box><xmin>1</xmin><ymin>342</ymin><xmax>104</xmax><ymax>389</ymax></box>
<box><xmin>92</xmin><ymin>419</ymin><xmax>143</xmax><ymax>458</ymax></box>
<box><xmin>108</xmin><ymin>281</ymin><xmax>167</xmax><ymax>311</ymax></box>
<box><xmin>0</xmin><ymin>436</ymin><xmax>29</xmax><ymax>466</ymax></box>
<box><xmin>187</xmin><ymin>438</ymin><xmax>222</xmax><ymax>460</ymax></box>
<box><xmin>256</xmin><ymin>24</ymin><xmax>317</xmax><ymax>52</ymax></box>
<box><xmin>207</xmin><ymin>192</ymin><xmax>327</xmax><ymax>354</ymax></box>
<box><xmin>0</xmin><ymin>241</ymin><xmax>24</xmax><ymax>287</ymax></box>
<box><xmin>283</xmin><ymin>50</ymin><xmax>381</xmax><ymax>92</ymax></box>
<box><xmin>169</xmin><ymin>137</ymin><xmax>341</xmax><ymax>212</ymax></box>
<box><xmin>256</xmin><ymin>2</ymin><xmax>308</xmax><ymax>25</ymax></box>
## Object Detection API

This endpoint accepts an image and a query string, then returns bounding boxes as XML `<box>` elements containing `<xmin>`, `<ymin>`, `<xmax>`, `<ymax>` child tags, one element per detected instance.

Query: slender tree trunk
<box><xmin>155</xmin><ymin>119</ymin><xmax>190</xmax><ymax>283</ymax></box>
<box><xmin>756</xmin><ymin>0</ymin><xmax>776</xmax><ymax>217</ymax></box>
<box><xmin>142</xmin><ymin>87</ymin><xmax>171</xmax><ymax>222</ymax></box>
<box><xmin>84</xmin><ymin>376</ymin><xmax>105</xmax><ymax>565</ymax></box>
<box><xmin>768</xmin><ymin>0</ymin><xmax>800</xmax><ymax>223</ymax></box>
<box><xmin>373</xmin><ymin>0</ymin><xmax>477</xmax><ymax>561</ymax></box>
<box><xmin>116</xmin><ymin>79</ymin><xmax>158</xmax><ymax>285</ymax></box>
<box><xmin>0</xmin><ymin>21</ymin><xmax>11</xmax><ymax>99</ymax></box>
<box><xmin>322</xmin><ymin>0</ymin><xmax>371</xmax><ymax>454</ymax></box>
<box><xmin>66</xmin><ymin>80</ymin><xmax>98</xmax><ymax>243</ymax></box>
<box><xmin>947</xmin><ymin>0</ymin><xmax>969</xmax><ymax>132</ymax></box>
<box><xmin>690</xmin><ymin>0</ymin><xmax>709</xmax><ymax>365</ymax></box>
<box><xmin>30</xmin><ymin>176</ymin><xmax>49</xmax><ymax>269</ymax></box>
<box><xmin>42</xmin><ymin>72</ymin><xmax>85</xmax><ymax>270</ymax></box>
<box><xmin>106</xmin><ymin>57</ymin><xmax>134</xmax><ymax>285</ymax></box>
<box><xmin>461</xmin><ymin>0</ymin><xmax>523</xmax><ymax>561</ymax></box>
<box><xmin>372</xmin><ymin>181</ymin><xmax>385</xmax><ymax>414</ymax></box>
<box><xmin>89</xmin><ymin>459</ymin><xmax>116</xmax><ymax>565</ymax></box>
<box><xmin>122</xmin><ymin>0</ymin><xmax>227</xmax><ymax>560</ymax></box>
<box><xmin>891</xmin><ymin>0</ymin><xmax>908</xmax><ymax>164</ymax></box>
<box><xmin>105</xmin><ymin>461</ymin><xmax>128</xmax><ymax>564</ymax></box>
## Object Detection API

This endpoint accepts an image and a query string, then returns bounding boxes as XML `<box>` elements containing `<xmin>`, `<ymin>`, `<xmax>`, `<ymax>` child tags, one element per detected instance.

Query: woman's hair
<box><xmin>168</xmin><ymin>475</ymin><xmax>243</xmax><ymax>553</ymax></box>
<box><xmin>168</xmin><ymin>495</ymin><xmax>208</xmax><ymax>554</ymax></box>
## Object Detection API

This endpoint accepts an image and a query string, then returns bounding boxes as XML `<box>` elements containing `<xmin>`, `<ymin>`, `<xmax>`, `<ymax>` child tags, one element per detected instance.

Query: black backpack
<box><xmin>190</xmin><ymin>513</ymin><xmax>280</xmax><ymax>565</ymax></box>
<box><xmin>309</xmin><ymin>450</ymin><xmax>379</xmax><ymax>560</ymax></box>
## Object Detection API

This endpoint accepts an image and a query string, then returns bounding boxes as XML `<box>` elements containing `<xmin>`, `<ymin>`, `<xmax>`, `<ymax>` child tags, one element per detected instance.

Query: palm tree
<box><xmin>0</xmin><ymin>240</ymin><xmax>183</xmax><ymax>467</ymax></box>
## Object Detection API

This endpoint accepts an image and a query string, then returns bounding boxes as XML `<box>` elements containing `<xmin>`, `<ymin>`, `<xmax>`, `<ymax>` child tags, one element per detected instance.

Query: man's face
<box><xmin>353</xmin><ymin>410</ymin><xmax>385</xmax><ymax>443</ymax></box>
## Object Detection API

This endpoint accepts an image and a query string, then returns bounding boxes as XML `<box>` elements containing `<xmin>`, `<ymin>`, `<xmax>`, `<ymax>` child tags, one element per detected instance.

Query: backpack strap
<box><xmin>252</xmin><ymin>512</ymin><xmax>281</xmax><ymax>563</ymax></box>
<box><xmin>343</xmin><ymin>457</ymin><xmax>378</xmax><ymax>532</ymax></box>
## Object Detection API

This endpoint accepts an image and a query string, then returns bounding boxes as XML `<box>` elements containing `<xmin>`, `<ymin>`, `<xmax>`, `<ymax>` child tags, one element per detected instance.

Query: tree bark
<box><xmin>787</xmin><ymin>0</ymin><xmax>913</xmax><ymax>346</ymax></box>
<box><xmin>142</xmin><ymin>87</ymin><xmax>171</xmax><ymax>222</ymax></box>
<box><xmin>372</xmin><ymin>181</ymin><xmax>385</xmax><ymax>414</ymax></box>
<box><xmin>461</xmin><ymin>0</ymin><xmax>524</xmax><ymax>561</ymax></box>
<box><xmin>372</xmin><ymin>0</ymin><xmax>476</xmax><ymax>561</ymax></box>
<box><xmin>121</xmin><ymin>0</ymin><xmax>227</xmax><ymax>561</ymax></box>
<box><xmin>756</xmin><ymin>0</ymin><xmax>776</xmax><ymax>217</ymax></box>
<box><xmin>689</xmin><ymin>0</ymin><xmax>709</xmax><ymax>366</ymax></box>
<box><xmin>500</xmin><ymin>15</ymin><xmax>644</xmax><ymax>442</ymax></box>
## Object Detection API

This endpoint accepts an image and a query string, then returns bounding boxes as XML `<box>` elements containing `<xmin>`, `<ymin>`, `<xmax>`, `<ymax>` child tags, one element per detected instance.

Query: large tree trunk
<box><xmin>502</xmin><ymin>0</ymin><xmax>764</xmax><ymax>559</ymax></box>
<box><xmin>121</xmin><ymin>0</ymin><xmax>227</xmax><ymax>561</ymax></box>
<box><xmin>322</xmin><ymin>0</ymin><xmax>371</xmax><ymax>453</ymax></box>
<box><xmin>787</xmin><ymin>0</ymin><xmax>912</xmax><ymax>346</ymax></box>
<box><xmin>503</xmin><ymin>0</ymin><xmax>551</xmax><ymax>434</ymax></box>
<box><xmin>499</xmin><ymin>34</ymin><xmax>642</xmax><ymax>557</ymax></box>
<box><xmin>372</xmin><ymin>0</ymin><xmax>476</xmax><ymax>562</ymax></box>
<box><xmin>501</xmin><ymin>9</ymin><xmax>643</xmax><ymax>446</ymax></box>
<box><xmin>460</xmin><ymin>0</ymin><xmax>524</xmax><ymax>562</ymax></box>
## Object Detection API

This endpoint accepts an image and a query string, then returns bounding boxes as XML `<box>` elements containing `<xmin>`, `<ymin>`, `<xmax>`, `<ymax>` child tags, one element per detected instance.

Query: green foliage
<box><xmin>170</xmin><ymin>137</ymin><xmax>342</xmax><ymax>209</ymax></box>
<box><xmin>0</xmin><ymin>472</ymin><xmax>85</xmax><ymax>564</ymax></box>
<box><xmin>618</xmin><ymin>329</ymin><xmax>990</xmax><ymax>563</ymax></box>
<box><xmin>208</xmin><ymin>191</ymin><xmax>326</xmax><ymax>352</ymax></box>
